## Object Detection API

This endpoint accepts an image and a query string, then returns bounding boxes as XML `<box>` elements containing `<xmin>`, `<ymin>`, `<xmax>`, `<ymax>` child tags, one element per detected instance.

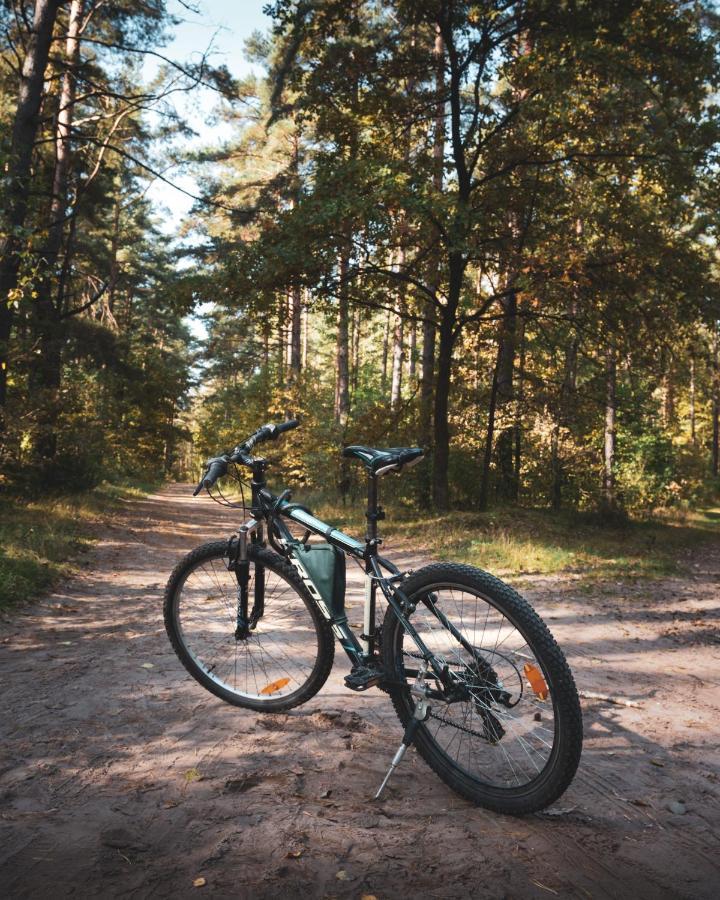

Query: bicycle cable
<box><xmin>206</xmin><ymin>465</ymin><xmax>249</xmax><ymax>513</ymax></box>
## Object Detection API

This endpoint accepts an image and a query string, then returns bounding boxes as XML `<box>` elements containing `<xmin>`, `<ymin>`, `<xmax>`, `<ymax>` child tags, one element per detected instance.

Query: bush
<box><xmin>618</xmin><ymin>428</ymin><xmax>676</xmax><ymax>509</ymax></box>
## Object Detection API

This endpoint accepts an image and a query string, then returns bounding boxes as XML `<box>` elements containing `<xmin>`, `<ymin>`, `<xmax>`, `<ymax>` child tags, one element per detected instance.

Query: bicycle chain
<box><xmin>428</xmin><ymin>711</ymin><xmax>488</xmax><ymax>740</ymax></box>
<box><xmin>403</xmin><ymin>652</ymin><xmax>497</xmax><ymax>740</ymax></box>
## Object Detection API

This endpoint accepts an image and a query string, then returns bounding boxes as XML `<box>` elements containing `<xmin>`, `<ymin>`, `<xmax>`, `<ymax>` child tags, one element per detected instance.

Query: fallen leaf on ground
<box><xmin>193</xmin><ymin>877</ymin><xmax>206</xmax><ymax>887</ymax></box>
<box><xmin>184</xmin><ymin>768</ymin><xmax>201</xmax><ymax>783</ymax></box>
<box><xmin>286</xmin><ymin>849</ymin><xmax>303</xmax><ymax>858</ymax></box>
<box><xmin>141</xmin><ymin>662</ymin><xmax>154</xmax><ymax>669</ymax></box>
<box><xmin>336</xmin><ymin>870</ymin><xmax>348</xmax><ymax>881</ymax></box>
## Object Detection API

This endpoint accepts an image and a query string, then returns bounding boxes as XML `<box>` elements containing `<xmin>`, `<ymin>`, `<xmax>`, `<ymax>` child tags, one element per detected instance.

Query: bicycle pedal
<box><xmin>344</xmin><ymin>665</ymin><xmax>384</xmax><ymax>692</ymax></box>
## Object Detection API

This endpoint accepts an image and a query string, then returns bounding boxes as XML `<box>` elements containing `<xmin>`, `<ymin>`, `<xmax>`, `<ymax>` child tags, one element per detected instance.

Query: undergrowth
<box><xmin>0</xmin><ymin>478</ymin><xmax>158</xmax><ymax>611</ymax></box>
<box><xmin>2</xmin><ymin>476</ymin><xmax>716</xmax><ymax>613</ymax></box>
<box><xmin>307</xmin><ymin>494</ymin><xmax>720</xmax><ymax>582</ymax></box>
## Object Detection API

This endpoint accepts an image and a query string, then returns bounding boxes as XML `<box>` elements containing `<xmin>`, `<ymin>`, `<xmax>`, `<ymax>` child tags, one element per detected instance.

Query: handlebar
<box><xmin>238</xmin><ymin>418</ymin><xmax>300</xmax><ymax>455</ymax></box>
<box><xmin>193</xmin><ymin>418</ymin><xmax>300</xmax><ymax>496</ymax></box>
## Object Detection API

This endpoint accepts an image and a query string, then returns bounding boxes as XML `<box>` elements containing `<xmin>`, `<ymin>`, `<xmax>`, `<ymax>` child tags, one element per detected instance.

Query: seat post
<box><xmin>365</xmin><ymin>473</ymin><xmax>380</xmax><ymax>550</ymax></box>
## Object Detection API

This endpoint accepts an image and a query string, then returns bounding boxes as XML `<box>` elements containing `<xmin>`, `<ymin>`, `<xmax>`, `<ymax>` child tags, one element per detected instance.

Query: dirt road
<box><xmin>1</xmin><ymin>485</ymin><xmax>718</xmax><ymax>899</ymax></box>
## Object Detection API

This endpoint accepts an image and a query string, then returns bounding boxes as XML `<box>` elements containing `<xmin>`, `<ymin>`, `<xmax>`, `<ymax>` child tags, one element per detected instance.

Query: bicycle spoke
<box><xmin>401</xmin><ymin>583</ymin><xmax>559</xmax><ymax>790</ymax></box>
<box><xmin>174</xmin><ymin>554</ymin><xmax>320</xmax><ymax>701</ymax></box>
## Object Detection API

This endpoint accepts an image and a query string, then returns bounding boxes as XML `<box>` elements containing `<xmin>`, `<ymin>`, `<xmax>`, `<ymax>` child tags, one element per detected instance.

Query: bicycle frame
<box><xmin>230</xmin><ymin>459</ymin><xmax>455</xmax><ymax>689</ymax></box>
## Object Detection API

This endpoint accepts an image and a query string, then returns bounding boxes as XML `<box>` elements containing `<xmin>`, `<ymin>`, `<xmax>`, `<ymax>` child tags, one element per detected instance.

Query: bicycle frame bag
<box><xmin>289</xmin><ymin>541</ymin><xmax>346</xmax><ymax>619</ymax></box>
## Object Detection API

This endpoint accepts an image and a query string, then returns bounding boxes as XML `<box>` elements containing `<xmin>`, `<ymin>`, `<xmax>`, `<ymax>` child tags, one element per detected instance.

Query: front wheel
<box><xmin>382</xmin><ymin>563</ymin><xmax>582</xmax><ymax>814</ymax></box>
<box><xmin>164</xmin><ymin>541</ymin><xmax>335</xmax><ymax>711</ymax></box>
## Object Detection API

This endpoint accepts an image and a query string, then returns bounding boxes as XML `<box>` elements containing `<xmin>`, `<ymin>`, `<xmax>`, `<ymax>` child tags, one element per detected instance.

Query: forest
<box><xmin>2</xmin><ymin>5</ymin><xmax>720</xmax><ymax>894</ymax></box>
<box><xmin>1</xmin><ymin>0</ymin><xmax>720</xmax><ymax>519</ymax></box>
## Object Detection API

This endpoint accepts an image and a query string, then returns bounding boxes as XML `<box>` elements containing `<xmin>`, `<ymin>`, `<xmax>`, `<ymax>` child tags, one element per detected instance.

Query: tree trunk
<box><xmin>432</xmin><ymin>0</ymin><xmax>479</xmax><ymax>509</ymax></box>
<box><xmin>31</xmin><ymin>0</ymin><xmax>84</xmax><ymax>461</ymax></box>
<box><xmin>352</xmin><ymin>307</ymin><xmax>361</xmax><ymax>398</ymax></box>
<box><xmin>479</xmin><ymin>357</ymin><xmax>499</xmax><ymax>511</ymax></box>
<box><xmin>408</xmin><ymin>321</ymin><xmax>417</xmax><ymax>381</ymax></box>
<box><xmin>289</xmin><ymin>285</ymin><xmax>302</xmax><ymax>379</ymax></box>
<box><xmin>662</xmin><ymin>349</ymin><xmax>675</xmax><ymax>428</ymax></box>
<box><xmin>108</xmin><ymin>192</ymin><xmax>122</xmax><ymax>314</ymax></box>
<box><xmin>381</xmin><ymin>309</ymin><xmax>391</xmax><ymax>395</ymax></box>
<box><xmin>164</xmin><ymin>407</ymin><xmax>175</xmax><ymax>475</ymax></box>
<box><xmin>689</xmin><ymin>349</ymin><xmax>696</xmax><ymax>446</ymax></box>
<box><xmin>302</xmin><ymin>295</ymin><xmax>309</xmax><ymax>369</ymax></box>
<box><xmin>262</xmin><ymin>320</ymin><xmax>270</xmax><ymax>370</ymax></box>
<box><xmin>390</xmin><ymin>273</ymin><xmax>405</xmax><ymax>411</ymax></box>
<box><xmin>0</xmin><ymin>0</ymin><xmax>63</xmax><ymax>422</ymax></box>
<box><xmin>420</xmin><ymin>317</ymin><xmax>435</xmax><ymax>446</ymax></box>
<box><xmin>494</xmin><ymin>290</ymin><xmax>518</xmax><ymax>502</ymax></box>
<box><xmin>432</xmin><ymin>251</ymin><xmax>463</xmax><ymax>509</ymax></box>
<box><xmin>277</xmin><ymin>294</ymin><xmax>286</xmax><ymax>385</ymax></box>
<box><xmin>551</xmin><ymin>315</ymin><xmax>579</xmax><ymax>509</ymax></box>
<box><xmin>433</xmin><ymin>312</ymin><xmax>454</xmax><ymax>509</ymax></box>
<box><xmin>334</xmin><ymin>250</ymin><xmax>350</xmax><ymax>427</ymax></box>
<box><xmin>419</xmin><ymin>26</ymin><xmax>444</xmax><ymax>495</ymax></box>
<box><xmin>514</xmin><ymin>314</ymin><xmax>526</xmax><ymax>497</ymax></box>
<box><xmin>712</xmin><ymin>324</ymin><xmax>719</xmax><ymax>477</ymax></box>
<box><xmin>602</xmin><ymin>346</ymin><xmax>618</xmax><ymax>513</ymax></box>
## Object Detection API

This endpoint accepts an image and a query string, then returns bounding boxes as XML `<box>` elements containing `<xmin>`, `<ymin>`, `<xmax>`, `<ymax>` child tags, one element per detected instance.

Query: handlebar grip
<box><xmin>274</xmin><ymin>418</ymin><xmax>300</xmax><ymax>437</ymax></box>
<box><xmin>194</xmin><ymin>456</ymin><xmax>228</xmax><ymax>495</ymax></box>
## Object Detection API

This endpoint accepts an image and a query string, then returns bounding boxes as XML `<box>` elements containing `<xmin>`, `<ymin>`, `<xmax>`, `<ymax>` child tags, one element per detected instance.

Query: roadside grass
<box><xmin>0</xmin><ymin>478</ymin><xmax>158</xmax><ymax>611</ymax></box>
<box><xmin>308</xmin><ymin>495</ymin><xmax>720</xmax><ymax>582</ymax></box>
<box><xmin>2</xmin><ymin>476</ymin><xmax>716</xmax><ymax>612</ymax></box>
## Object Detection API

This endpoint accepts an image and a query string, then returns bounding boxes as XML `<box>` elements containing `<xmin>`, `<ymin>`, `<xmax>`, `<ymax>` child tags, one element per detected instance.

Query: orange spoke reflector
<box><xmin>260</xmin><ymin>678</ymin><xmax>291</xmax><ymax>695</ymax></box>
<box><xmin>523</xmin><ymin>663</ymin><xmax>548</xmax><ymax>700</ymax></box>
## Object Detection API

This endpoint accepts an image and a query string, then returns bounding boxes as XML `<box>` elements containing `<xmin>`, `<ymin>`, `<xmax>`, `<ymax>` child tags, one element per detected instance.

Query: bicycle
<box><xmin>163</xmin><ymin>419</ymin><xmax>583</xmax><ymax>814</ymax></box>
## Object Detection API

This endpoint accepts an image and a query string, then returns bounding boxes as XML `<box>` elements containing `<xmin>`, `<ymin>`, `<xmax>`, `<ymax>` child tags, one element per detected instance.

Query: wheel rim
<box><xmin>173</xmin><ymin>553</ymin><xmax>321</xmax><ymax>702</ymax></box>
<box><xmin>398</xmin><ymin>583</ymin><xmax>559</xmax><ymax>792</ymax></box>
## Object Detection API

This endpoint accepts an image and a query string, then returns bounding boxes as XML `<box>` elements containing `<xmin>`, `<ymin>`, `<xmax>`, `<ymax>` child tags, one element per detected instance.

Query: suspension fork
<box><xmin>232</xmin><ymin>519</ymin><xmax>261</xmax><ymax>640</ymax></box>
<box><xmin>250</xmin><ymin>521</ymin><xmax>265</xmax><ymax>629</ymax></box>
<box><xmin>250</xmin><ymin>557</ymin><xmax>264</xmax><ymax>629</ymax></box>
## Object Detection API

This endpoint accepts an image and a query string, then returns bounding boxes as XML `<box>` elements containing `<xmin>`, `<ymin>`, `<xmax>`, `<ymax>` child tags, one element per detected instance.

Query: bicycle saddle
<box><xmin>342</xmin><ymin>445</ymin><xmax>424</xmax><ymax>476</ymax></box>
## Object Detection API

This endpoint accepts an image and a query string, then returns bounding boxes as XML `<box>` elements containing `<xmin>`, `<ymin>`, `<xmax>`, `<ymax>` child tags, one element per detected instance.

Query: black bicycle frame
<box><xmin>239</xmin><ymin>460</ymin><xmax>453</xmax><ymax>686</ymax></box>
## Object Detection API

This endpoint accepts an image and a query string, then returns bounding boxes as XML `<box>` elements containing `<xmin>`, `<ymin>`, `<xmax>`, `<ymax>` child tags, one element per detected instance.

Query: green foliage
<box><xmin>618</xmin><ymin>426</ymin><xmax>676</xmax><ymax>509</ymax></box>
<box><xmin>2</xmin><ymin>0</ymin><xmax>720</xmax><ymax>532</ymax></box>
<box><xmin>185</xmin><ymin>0</ymin><xmax>720</xmax><ymax>519</ymax></box>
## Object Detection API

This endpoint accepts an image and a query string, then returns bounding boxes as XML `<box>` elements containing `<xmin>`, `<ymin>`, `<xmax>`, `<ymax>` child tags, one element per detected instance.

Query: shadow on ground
<box><xmin>1</xmin><ymin>485</ymin><xmax>718</xmax><ymax>899</ymax></box>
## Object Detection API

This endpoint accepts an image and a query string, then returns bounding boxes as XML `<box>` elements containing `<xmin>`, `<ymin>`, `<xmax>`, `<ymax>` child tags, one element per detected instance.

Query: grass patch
<box><xmin>308</xmin><ymin>495</ymin><xmax>720</xmax><ymax>582</ymax></box>
<box><xmin>0</xmin><ymin>478</ymin><xmax>158</xmax><ymax>611</ymax></box>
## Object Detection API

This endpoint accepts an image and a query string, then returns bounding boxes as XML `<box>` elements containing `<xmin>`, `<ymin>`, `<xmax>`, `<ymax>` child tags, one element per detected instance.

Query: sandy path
<box><xmin>1</xmin><ymin>484</ymin><xmax>718</xmax><ymax>899</ymax></box>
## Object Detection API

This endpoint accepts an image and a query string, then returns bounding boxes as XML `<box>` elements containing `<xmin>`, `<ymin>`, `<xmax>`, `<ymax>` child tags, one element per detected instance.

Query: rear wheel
<box><xmin>382</xmin><ymin>563</ymin><xmax>582</xmax><ymax>814</ymax></box>
<box><xmin>164</xmin><ymin>541</ymin><xmax>334</xmax><ymax>711</ymax></box>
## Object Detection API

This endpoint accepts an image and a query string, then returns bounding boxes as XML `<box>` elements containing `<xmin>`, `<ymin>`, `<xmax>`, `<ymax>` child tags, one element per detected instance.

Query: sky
<box><xmin>144</xmin><ymin>0</ymin><xmax>272</xmax><ymax>230</ymax></box>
